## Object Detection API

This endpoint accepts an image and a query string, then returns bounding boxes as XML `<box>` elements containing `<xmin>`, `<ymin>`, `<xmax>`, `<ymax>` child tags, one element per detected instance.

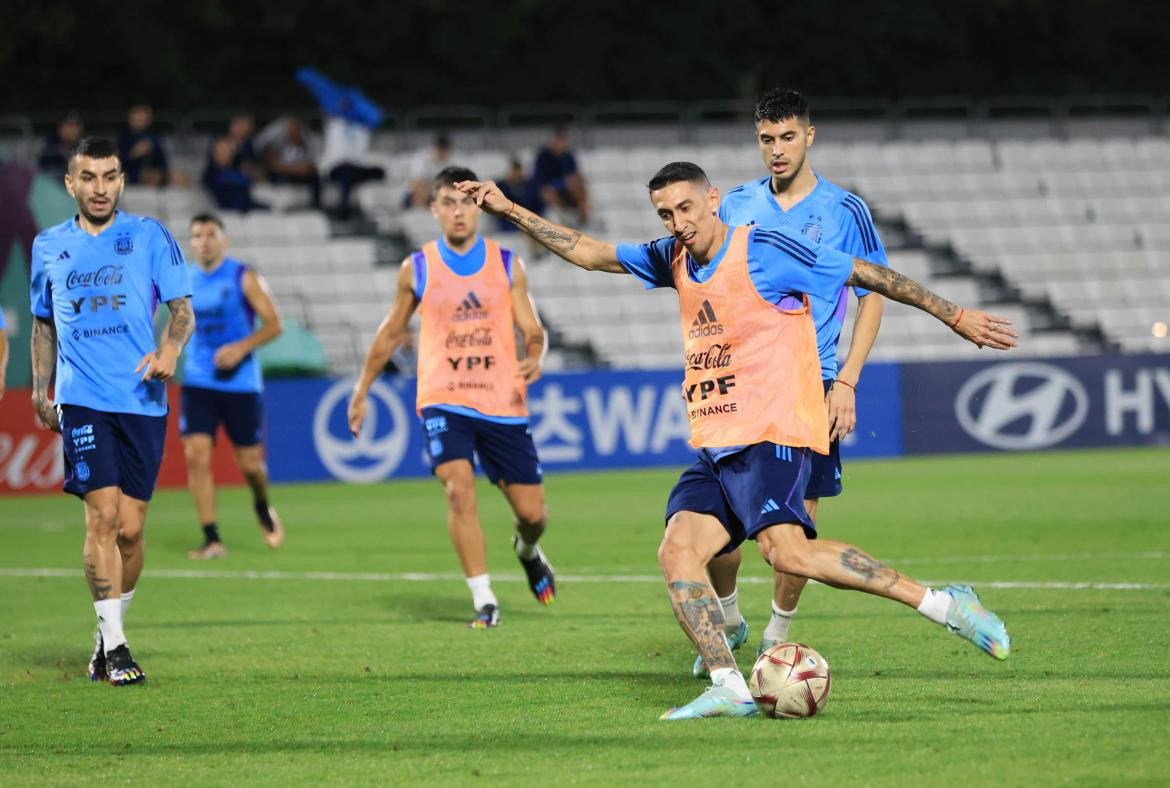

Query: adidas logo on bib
<box><xmin>688</xmin><ymin>300</ymin><xmax>723</xmax><ymax>338</ymax></box>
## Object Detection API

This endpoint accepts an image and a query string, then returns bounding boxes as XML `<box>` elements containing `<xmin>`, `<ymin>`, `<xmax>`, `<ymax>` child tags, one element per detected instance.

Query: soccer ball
<box><xmin>749</xmin><ymin>643</ymin><xmax>832</xmax><ymax>719</ymax></box>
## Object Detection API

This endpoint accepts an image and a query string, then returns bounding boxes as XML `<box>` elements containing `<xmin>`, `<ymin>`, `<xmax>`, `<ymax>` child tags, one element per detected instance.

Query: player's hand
<box><xmin>31</xmin><ymin>394</ymin><xmax>60</xmax><ymax>433</ymax></box>
<box><xmin>347</xmin><ymin>392</ymin><xmax>367</xmax><ymax>437</ymax></box>
<box><xmin>950</xmin><ymin>308</ymin><xmax>1019</xmax><ymax>350</ymax></box>
<box><xmin>825</xmin><ymin>381</ymin><xmax>856</xmax><ymax>442</ymax></box>
<box><xmin>518</xmin><ymin>358</ymin><xmax>542</xmax><ymax>384</ymax></box>
<box><xmin>135</xmin><ymin>346</ymin><xmax>179</xmax><ymax>382</ymax></box>
<box><xmin>454</xmin><ymin>180</ymin><xmax>513</xmax><ymax>217</ymax></box>
<box><xmin>213</xmin><ymin>342</ymin><xmax>249</xmax><ymax>370</ymax></box>
<box><xmin>0</xmin><ymin>376</ymin><xmax>5</xmax><ymax>401</ymax></box>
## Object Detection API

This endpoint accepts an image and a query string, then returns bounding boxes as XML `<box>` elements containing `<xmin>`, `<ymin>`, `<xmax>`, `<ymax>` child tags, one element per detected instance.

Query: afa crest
<box><xmin>802</xmin><ymin>223</ymin><xmax>822</xmax><ymax>243</ymax></box>
<box><xmin>115</xmin><ymin>237</ymin><xmax>133</xmax><ymax>255</ymax></box>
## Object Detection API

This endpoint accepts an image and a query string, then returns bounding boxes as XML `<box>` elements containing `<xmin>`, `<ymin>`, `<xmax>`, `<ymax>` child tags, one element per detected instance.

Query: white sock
<box><xmin>763</xmin><ymin>601</ymin><xmax>796</xmax><ymax>644</ymax></box>
<box><xmin>94</xmin><ymin>598</ymin><xmax>127</xmax><ymax>654</ymax></box>
<box><xmin>917</xmin><ymin>588</ymin><xmax>950</xmax><ymax>625</ymax></box>
<box><xmin>466</xmin><ymin>574</ymin><xmax>497</xmax><ymax>611</ymax></box>
<box><xmin>710</xmin><ymin>667</ymin><xmax>752</xmax><ymax>700</ymax></box>
<box><xmin>514</xmin><ymin>536</ymin><xmax>539</xmax><ymax>561</ymax></box>
<box><xmin>120</xmin><ymin>588</ymin><xmax>135</xmax><ymax>618</ymax></box>
<box><xmin>718</xmin><ymin>588</ymin><xmax>744</xmax><ymax>631</ymax></box>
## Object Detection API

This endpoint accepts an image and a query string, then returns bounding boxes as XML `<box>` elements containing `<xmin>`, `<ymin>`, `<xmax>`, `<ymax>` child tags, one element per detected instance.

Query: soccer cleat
<box><xmin>660</xmin><ymin>682</ymin><xmax>759</xmax><ymax>720</ymax></box>
<box><xmin>468</xmin><ymin>604</ymin><xmax>500</xmax><ymax>629</ymax></box>
<box><xmin>755</xmin><ymin>638</ymin><xmax>779</xmax><ymax>660</ymax></box>
<box><xmin>187</xmin><ymin>541</ymin><xmax>227</xmax><ymax>560</ymax></box>
<box><xmin>260</xmin><ymin>506</ymin><xmax>285</xmax><ymax>549</ymax></box>
<box><xmin>692</xmin><ymin>619</ymin><xmax>749</xmax><ymax>678</ymax></box>
<box><xmin>940</xmin><ymin>584</ymin><xmax>1011</xmax><ymax>660</ymax></box>
<box><xmin>105</xmin><ymin>644</ymin><xmax>146</xmax><ymax>686</ymax></box>
<box><xmin>513</xmin><ymin>536</ymin><xmax>555</xmax><ymax>605</ymax></box>
<box><xmin>87</xmin><ymin>628</ymin><xmax>107</xmax><ymax>682</ymax></box>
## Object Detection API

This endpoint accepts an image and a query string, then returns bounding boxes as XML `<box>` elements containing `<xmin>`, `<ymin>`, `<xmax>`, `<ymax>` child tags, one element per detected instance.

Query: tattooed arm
<box><xmin>137</xmin><ymin>296</ymin><xmax>195</xmax><ymax>382</ymax></box>
<box><xmin>30</xmin><ymin>316</ymin><xmax>60</xmax><ymax>432</ymax></box>
<box><xmin>848</xmin><ymin>259</ymin><xmax>1019</xmax><ymax>350</ymax></box>
<box><xmin>456</xmin><ymin>179</ymin><xmax>627</xmax><ymax>273</ymax></box>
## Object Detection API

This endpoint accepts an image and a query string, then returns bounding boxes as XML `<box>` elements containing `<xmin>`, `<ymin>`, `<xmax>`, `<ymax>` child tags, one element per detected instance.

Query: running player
<box><xmin>182</xmin><ymin>213</ymin><xmax>286</xmax><ymax>559</ymax></box>
<box><xmin>457</xmin><ymin>164</ymin><xmax>1015</xmax><ymax>718</ymax></box>
<box><xmin>29</xmin><ymin>137</ymin><xmax>195</xmax><ymax>685</ymax></box>
<box><xmin>348</xmin><ymin>166</ymin><xmax>555</xmax><ymax>628</ymax></box>
<box><xmin>696</xmin><ymin>88</ymin><xmax>892</xmax><ymax>675</ymax></box>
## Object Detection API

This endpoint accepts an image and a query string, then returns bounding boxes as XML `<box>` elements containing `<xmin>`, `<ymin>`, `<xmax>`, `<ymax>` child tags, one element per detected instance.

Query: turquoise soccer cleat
<box><xmin>660</xmin><ymin>682</ymin><xmax>759</xmax><ymax>720</ymax></box>
<box><xmin>692</xmin><ymin>619</ymin><xmax>749</xmax><ymax>679</ymax></box>
<box><xmin>941</xmin><ymin>584</ymin><xmax>1011</xmax><ymax>660</ymax></box>
<box><xmin>755</xmin><ymin>638</ymin><xmax>778</xmax><ymax>660</ymax></box>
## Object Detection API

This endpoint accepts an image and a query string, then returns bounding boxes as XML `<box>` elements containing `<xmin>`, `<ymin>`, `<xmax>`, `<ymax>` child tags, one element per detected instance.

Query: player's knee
<box><xmin>657</xmin><ymin>534</ymin><xmax>700</xmax><ymax>574</ymax></box>
<box><xmin>514</xmin><ymin>504</ymin><xmax>547</xmax><ymax>532</ymax></box>
<box><xmin>86</xmin><ymin>505</ymin><xmax>119</xmax><ymax>539</ymax></box>
<box><xmin>239</xmin><ymin>457</ymin><xmax>266</xmax><ymax>480</ymax></box>
<box><xmin>117</xmin><ymin>521</ymin><xmax>144</xmax><ymax>548</ymax></box>
<box><xmin>766</xmin><ymin>544</ymin><xmax>809</xmax><ymax>577</ymax></box>
<box><xmin>443</xmin><ymin>478</ymin><xmax>476</xmax><ymax>514</ymax></box>
<box><xmin>183</xmin><ymin>442</ymin><xmax>211</xmax><ymax>472</ymax></box>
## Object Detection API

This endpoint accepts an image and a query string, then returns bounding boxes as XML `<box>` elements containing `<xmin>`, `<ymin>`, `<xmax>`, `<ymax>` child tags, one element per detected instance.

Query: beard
<box><xmin>78</xmin><ymin>199</ymin><xmax>117</xmax><ymax>227</ymax></box>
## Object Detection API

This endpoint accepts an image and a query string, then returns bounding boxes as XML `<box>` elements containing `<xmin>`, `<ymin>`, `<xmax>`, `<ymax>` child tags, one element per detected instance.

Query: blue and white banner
<box><xmin>262</xmin><ymin>353</ymin><xmax>1169</xmax><ymax>483</ymax></box>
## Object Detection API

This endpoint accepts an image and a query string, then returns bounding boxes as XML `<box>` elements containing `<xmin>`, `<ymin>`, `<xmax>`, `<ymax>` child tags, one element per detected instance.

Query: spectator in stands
<box><xmin>202</xmin><ymin>137</ymin><xmax>268</xmax><ymax>213</ymax></box>
<box><xmin>258</xmin><ymin>116</ymin><xmax>321</xmax><ymax>209</ymax></box>
<box><xmin>118</xmin><ymin>104</ymin><xmax>170</xmax><ymax>186</ymax></box>
<box><xmin>407</xmin><ymin>133</ymin><xmax>453</xmax><ymax>208</ymax></box>
<box><xmin>533</xmin><ymin>126</ymin><xmax>590</xmax><ymax>224</ymax></box>
<box><xmin>37</xmin><ymin>112</ymin><xmax>83</xmax><ymax>177</ymax></box>
<box><xmin>319</xmin><ymin>108</ymin><xmax>385</xmax><ymax>220</ymax></box>
<box><xmin>227</xmin><ymin>113</ymin><xmax>264</xmax><ymax>182</ymax></box>
<box><xmin>496</xmin><ymin>158</ymin><xmax>542</xmax><ymax>233</ymax></box>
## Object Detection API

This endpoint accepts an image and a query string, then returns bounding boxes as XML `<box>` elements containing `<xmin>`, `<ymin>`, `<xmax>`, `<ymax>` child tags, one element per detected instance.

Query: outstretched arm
<box><xmin>848</xmin><ymin>259</ymin><xmax>1018</xmax><ymax>350</ymax></box>
<box><xmin>457</xmin><ymin>179</ymin><xmax>627</xmax><ymax>273</ymax></box>
<box><xmin>30</xmin><ymin>316</ymin><xmax>59</xmax><ymax>431</ymax></box>
<box><xmin>348</xmin><ymin>260</ymin><xmax>419</xmax><ymax>436</ymax></box>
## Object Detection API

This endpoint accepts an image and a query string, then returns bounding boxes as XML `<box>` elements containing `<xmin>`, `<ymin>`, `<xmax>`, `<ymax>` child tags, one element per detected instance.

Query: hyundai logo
<box><xmin>955</xmin><ymin>362</ymin><xmax>1088</xmax><ymax>450</ymax></box>
<box><xmin>312</xmin><ymin>378</ymin><xmax>409</xmax><ymax>482</ymax></box>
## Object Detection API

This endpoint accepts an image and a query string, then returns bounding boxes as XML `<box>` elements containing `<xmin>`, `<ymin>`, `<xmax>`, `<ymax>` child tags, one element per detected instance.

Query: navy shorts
<box><xmin>180</xmin><ymin>386</ymin><xmax>264</xmax><ymax>447</ymax></box>
<box><xmin>665</xmin><ymin>442</ymin><xmax>815</xmax><ymax>555</ymax></box>
<box><xmin>59</xmin><ymin>404</ymin><xmax>167</xmax><ymax>501</ymax></box>
<box><xmin>806</xmin><ymin>380</ymin><xmax>843</xmax><ymax>500</ymax></box>
<box><xmin>420</xmin><ymin>407</ymin><xmax>542</xmax><ymax>486</ymax></box>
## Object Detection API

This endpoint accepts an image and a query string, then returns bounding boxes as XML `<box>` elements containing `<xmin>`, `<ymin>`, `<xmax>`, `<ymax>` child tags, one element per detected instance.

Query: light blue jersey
<box><xmin>30</xmin><ymin>211</ymin><xmax>191</xmax><ymax>416</ymax></box>
<box><xmin>719</xmin><ymin>174</ymin><xmax>888</xmax><ymax>379</ymax></box>
<box><xmin>183</xmin><ymin>257</ymin><xmax>262</xmax><ymax>393</ymax></box>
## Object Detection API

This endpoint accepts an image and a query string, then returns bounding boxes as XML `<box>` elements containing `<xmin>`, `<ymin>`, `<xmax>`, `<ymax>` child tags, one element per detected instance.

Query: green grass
<box><xmin>1</xmin><ymin>448</ymin><xmax>1169</xmax><ymax>786</ymax></box>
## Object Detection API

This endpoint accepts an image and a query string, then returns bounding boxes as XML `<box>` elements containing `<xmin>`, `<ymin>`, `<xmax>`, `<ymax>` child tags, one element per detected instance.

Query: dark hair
<box><xmin>190</xmin><ymin>212</ymin><xmax>225</xmax><ymax>230</ymax></box>
<box><xmin>431</xmin><ymin>165</ymin><xmax>478</xmax><ymax>199</ymax></box>
<box><xmin>435</xmin><ymin>132</ymin><xmax>451</xmax><ymax>149</ymax></box>
<box><xmin>754</xmin><ymin>88</ymin><xmax>810</xmax><ymax>125</ymax></box>
<box><xmin>647</xmin><ymin>161</ymin><xmax>710</xmax><ymax>192</ymax></box>
<box><xmin>70</xmin><ymin>136</ymin><xmax>120</xmax><ymax>167</ymax></box>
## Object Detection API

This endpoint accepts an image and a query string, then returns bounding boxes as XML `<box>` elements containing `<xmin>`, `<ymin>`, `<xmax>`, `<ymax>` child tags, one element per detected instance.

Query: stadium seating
<box><xmin>31</xmin><ymin>132</ymin><xmax>1166</xmax><ymax>372</ymax></box>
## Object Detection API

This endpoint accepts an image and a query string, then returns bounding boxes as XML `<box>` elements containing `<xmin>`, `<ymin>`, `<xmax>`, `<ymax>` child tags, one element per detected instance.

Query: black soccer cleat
<box><xmin>468</xmin><ymin>603</ymin><xmax>500</xmax><ymax>629</ymax></box>
<box><xmin>513</xmin><ymin>536</ymin><xmax>556</xmax><ymax>605</ymax></box>
<box><xmin>87</xmin><ymin>628</ymin><xmax>107</xmax><ymax>682</ymax></box>
<box><xmin>105</xmin><ymin>643</ymin><xmax>146</xmax><ymax>686</ymax></box>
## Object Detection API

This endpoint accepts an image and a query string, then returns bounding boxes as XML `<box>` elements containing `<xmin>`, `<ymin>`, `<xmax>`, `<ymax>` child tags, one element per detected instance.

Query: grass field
<box><xmin>1</xmin><ymin>448</ymin><xmax>1168</xmax><ymax>786</ymax></box>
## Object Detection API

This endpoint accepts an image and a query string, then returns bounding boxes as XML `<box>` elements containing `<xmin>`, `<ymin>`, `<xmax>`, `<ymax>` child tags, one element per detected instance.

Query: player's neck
<box><xmin>442</xmin><ymin>233</ymin><xmax>479</xmax><ymax>255</ymax></box>
<box><xmin>692</xmin><ymin>223</ymin><xmax>729</xmax><ymax>266</ymax></box>
<box><xmin>75</xmin><ymin>210</ymin><xmax>117</xmax><ymax>237</ymax></box>
<box><xmin>199</xmin><ymin>255</ymin><xmax>227</xmax><ymax>272</ymax></box>
<box><xmin>769</xmin><ymin>163</ymin><xmax>817</xmax><ymax>210</ymax></box>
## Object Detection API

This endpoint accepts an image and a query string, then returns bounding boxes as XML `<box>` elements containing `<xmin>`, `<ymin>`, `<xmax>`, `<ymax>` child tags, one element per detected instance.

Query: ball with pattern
<box><xmin>749</xmin><ymin>643</ymin><xmax>832</xmax><ymax>719</ymax></box>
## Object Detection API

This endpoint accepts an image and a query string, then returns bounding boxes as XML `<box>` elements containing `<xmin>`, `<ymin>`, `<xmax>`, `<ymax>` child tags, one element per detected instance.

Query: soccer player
<box><xmin>29</xmin><ymin>137</ymin><xmax>195</xmax><ymax>685</ymax></box>
<box><xmin>348</xmin><ymin>166</ymin><xmax>555</xmax><ymax>629</ymax></box>
<box><xmin>696</xmin><ymin>88</ymin><xmax>893</xmax><ymax>675</ymax></box>
<box><xmin>456</xmin><ymin>164</ymin><xmax>1015</xmax><ymax>718</ymax></box>
<box><xmin>182</xmin><ymin>213</ymin><xmax>285</xmax><ymax>559</ymax></box>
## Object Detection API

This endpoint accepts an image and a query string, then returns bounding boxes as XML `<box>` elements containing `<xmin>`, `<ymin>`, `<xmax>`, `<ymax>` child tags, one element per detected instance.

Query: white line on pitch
<box><xmin>0</xmin><ymin>567</ymin><xmax>1166</xmax><ymax>591</ymax></box>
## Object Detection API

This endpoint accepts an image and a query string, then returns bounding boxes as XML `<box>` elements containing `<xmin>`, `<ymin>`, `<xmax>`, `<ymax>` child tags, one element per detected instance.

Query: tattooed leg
<box><xmin>756</xmin><ymin>524</ymin><xmax>927</xmax><ymax>607</ymax></box>
<box><xmin>82</xmin><ymin>488</ymin><xmax>123</xmax><ymax>602</ymax></box>
<box><xmin>658</xmin><ymin>512</ymin><xmax>737</xmax><ymax>669</ymax></box>
<box><xmin>667</xmin><ymin>580</ymin><xmax>735</xmax><ymax>672</ymax></box>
